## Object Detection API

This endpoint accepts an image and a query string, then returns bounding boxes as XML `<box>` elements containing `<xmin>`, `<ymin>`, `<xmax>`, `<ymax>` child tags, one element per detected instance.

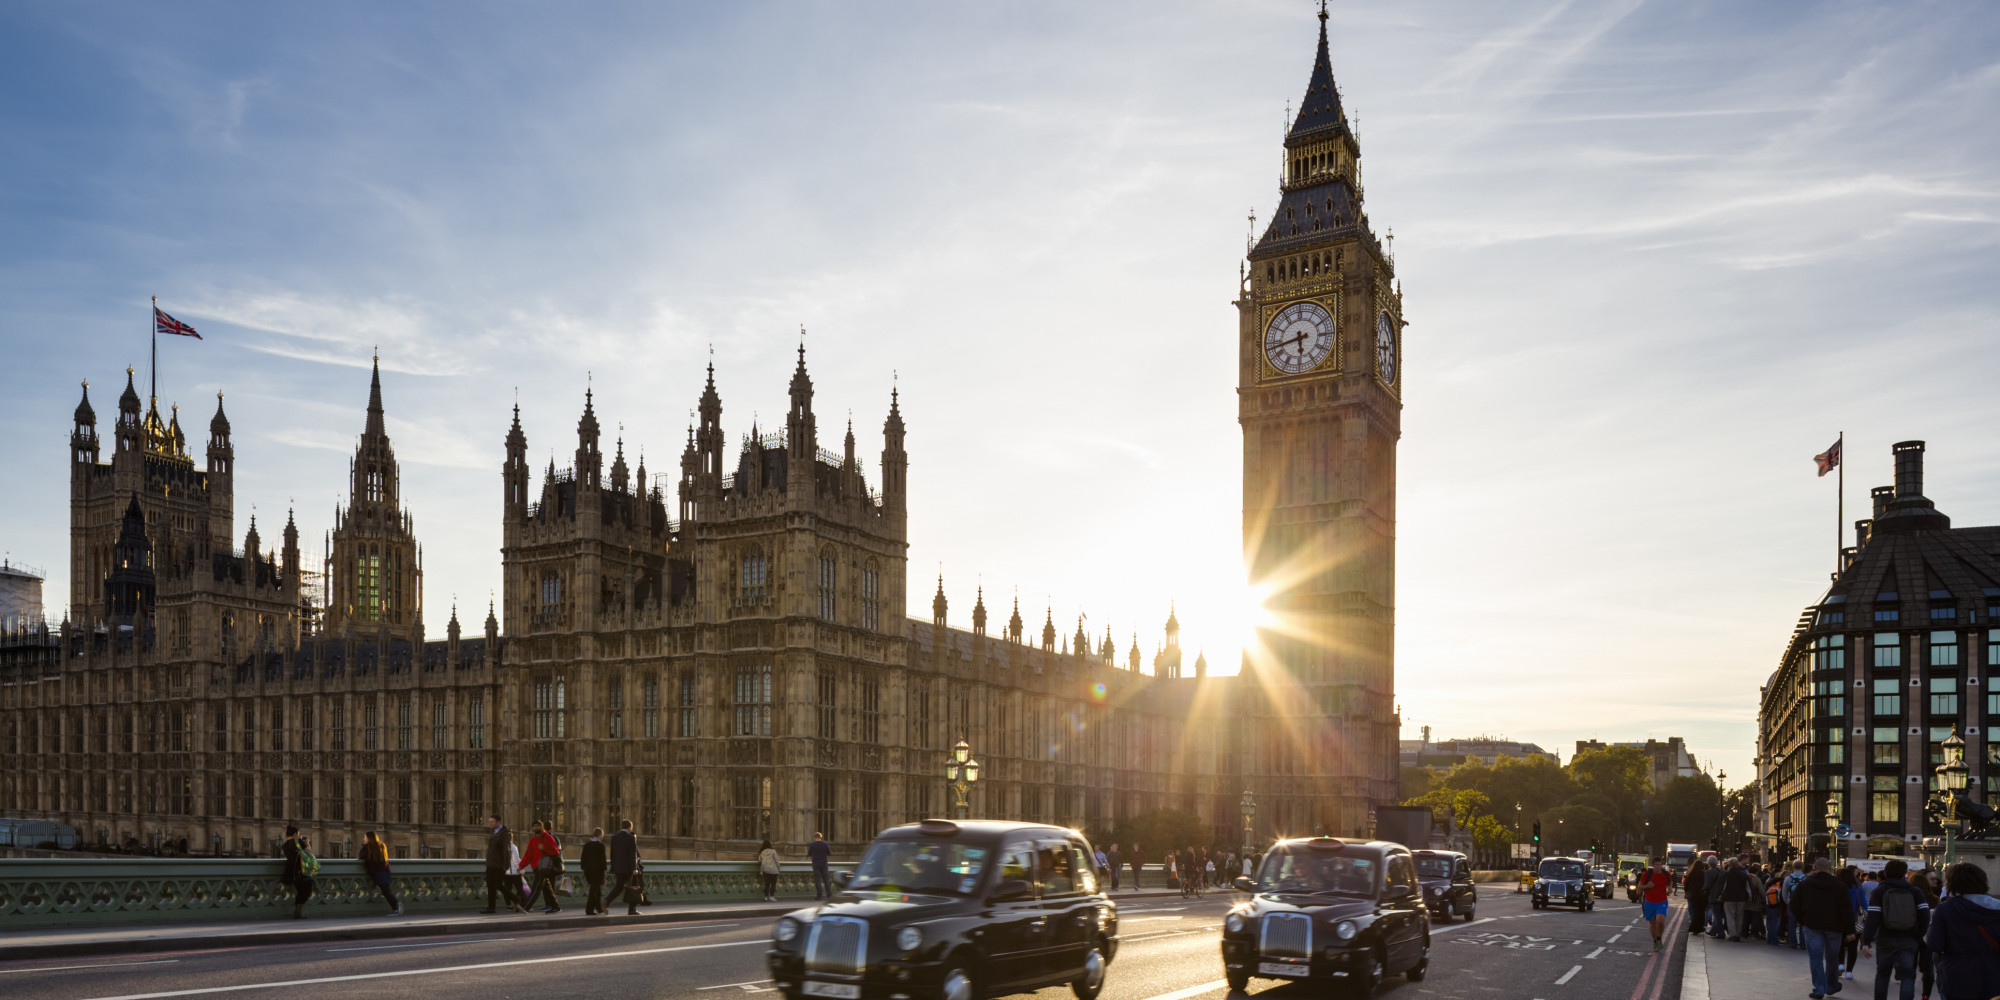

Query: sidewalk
<box><xmin>0</xmin><ymin>888</ymin><xmax>1191</xmax><ymax>963</ymax></box>
<box><xmin>1681</xmin><ymin>931</ymin><xmax>1823</xmax><ymax>1000</ymax></box>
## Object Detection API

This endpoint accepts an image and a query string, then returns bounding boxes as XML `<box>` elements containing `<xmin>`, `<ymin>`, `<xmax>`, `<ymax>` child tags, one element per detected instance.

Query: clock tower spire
<box><xmin>1235</xmin><ymin>6</ymin><xmax>1402</xmax><ymax>838</ymax></box>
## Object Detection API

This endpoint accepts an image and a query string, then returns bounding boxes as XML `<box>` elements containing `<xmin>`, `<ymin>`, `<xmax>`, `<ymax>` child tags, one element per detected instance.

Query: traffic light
<box><xmin>1532</xmin><ymin>821</ymin><xmax>1542</xmax><ymax>851</ymax></box>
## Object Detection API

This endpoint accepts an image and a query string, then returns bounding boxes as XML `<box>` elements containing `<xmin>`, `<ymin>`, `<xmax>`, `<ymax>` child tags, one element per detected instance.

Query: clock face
<box><xmin>1376</xmin><ymin>311</ymin><xmax>1397</xmax><ymax>385</ymax></box>
<box><xmin>1263</xmin><ymin>302</ymin><xmax>1336</xmax><ymax>375</ymax></box>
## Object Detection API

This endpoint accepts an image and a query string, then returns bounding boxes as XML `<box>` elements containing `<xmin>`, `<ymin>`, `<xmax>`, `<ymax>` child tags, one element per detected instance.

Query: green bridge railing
<box><xmin>0</xmin><ymin>857</ymin><xmax>834</xmax><ymax>927</ymax></box>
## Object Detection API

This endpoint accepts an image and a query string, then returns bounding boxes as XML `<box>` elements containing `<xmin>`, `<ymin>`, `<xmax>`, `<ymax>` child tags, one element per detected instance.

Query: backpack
<box><xmin>1880</xmin><ymin>884</ymin><xmax>1919</xmax><ymax>933</ymax></box>
<box><xmin>297</xmin><ymin>846</ymin><xmax>320</xmax><ymax>879</ymax></box>
<box><xmin>1767</xmin><ymin>879</ymin><xmax>1783</xmax><ymax>906</ymax></box>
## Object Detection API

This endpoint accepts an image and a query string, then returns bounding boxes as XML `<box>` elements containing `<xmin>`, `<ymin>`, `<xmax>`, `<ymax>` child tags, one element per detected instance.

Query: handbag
<box><xmin>624</xmin><ymin>873</ymin><xmax>644</xmax><ymax>906</ymax></box>
<box><xmin>558</xmin><ymin>875</ymin><xmax>574</xmax><ymax>896</ymax></box>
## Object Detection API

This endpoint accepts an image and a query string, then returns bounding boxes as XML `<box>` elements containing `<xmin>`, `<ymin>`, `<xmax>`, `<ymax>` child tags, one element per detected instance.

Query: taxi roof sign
<box><xmin>916</xmin><ymin>819</ymin><xmax>961</xmax><ymax>836</ymax></box>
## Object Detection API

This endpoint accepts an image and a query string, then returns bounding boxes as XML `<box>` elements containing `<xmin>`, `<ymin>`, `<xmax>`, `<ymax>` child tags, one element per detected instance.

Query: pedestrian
<box><xmin>1130</xmin><ymin>844</ymin><xmax>1144</xmax><ymax>890</ymax></box>
<box><xmin>582</xmin><ymin>828</ymin><xmax>607</xmax><ymax>916</ymax></box>
<box><xmin>1106</xmin><ymin>843</ymin><xmax>1122</xmax><ymax>892</ymax></box>
<box><xmin>518</xmin><ymin>820</ymin><xmax>564</xmax><ymax>914</ymax></box>
<box><xmin>1093</xmin><ymin>845</ymin><xmax>1109</xmax><ymax>887</ymax></box>
<box><xmin>1635</xmin><ymin>857</ymin><xmax>1674</xmax><ymax>953</ymax></box>
<box><xmin>1792</xmin><ymin>857</ymin><xmax>1860</xmax><ymax>1000</ymax></box>
<box><xmin>1745</xmin><ymin>863</ymin><xmax>1768</xmax><ymax>942</ymax></box>
<box><xmin>1860</xmin><ymin>859</ymin><xmax>1931</xmax><ymax>1000</ymax></box>
<box><xmin>1708</xmin><ymin>860</ymin><xmax>1731</xmax><ymax>938</ymax></box>
<box><xmin>1785</xmin><ymin>861</ymin><xmax>1810</xmax><ymax>949</ymax></box>
<box><xmin>1206</xmin><ymin>852</ymin><xmax>1217</xmax><ymax>889</ymax></box>
<box><xmin>1909</xmin><ymin>869</ymin><xmax>1940</xmax><ymax>1000</ymax></box>
<box><xmin>359</xmin><ymin>831</ymin><xmax>401</xmax><ymax>916</ymax></box>
<box><xmin>808</xmin><ymin>831</ymin><xmax>832</xmax><ymax>900</ymax></box>
<box><xmin>481</xmin><ymin>814</ymin><xmax>527</xmax><ymax>914</ymax></box>
<box><xmin>1721</xmin><ymin>858</ymin><xmax>1752</xmax><ymax>941</ymax></box>
<box><xmin>609</xmin><ymin>818</ymin><xmax>642</xmax><ymax>916</ymax></box>
<box><xmin>280</xmin><ymin>825</ymin><xmax>318</xmax><ymax>919</ymax></box>
<box><xmin>1765</xmin><ymin>865</ymin><xmax>1788</xmax><ymax>946</ymax></box>
<box><xmin>759</xmin><ymin>839</ymin><xmax>781</xmax><ymax>901</ymax></box>
<box><xmin>1686</xmin><ymin>858</ymin><xmax>1710</xmax><ymax>935</ymax></box>
<box><xmin>1842</xmin><ymin>866</ymin><xmax>1868</xmax><ymax>981</ymax></box>
<box><xmin>1925</xmin><ymin>861</ymin><xmax>2000</xmax><ymax>1000</ymax></box>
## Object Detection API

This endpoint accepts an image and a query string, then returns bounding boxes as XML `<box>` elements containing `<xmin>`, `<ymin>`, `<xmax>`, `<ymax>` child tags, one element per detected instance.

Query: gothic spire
<box><xmin>365</xmin><ymin>352</ymin><xmax>386</xmax><ymax>437</ymax></box>
<box><xmin>1288</xmin><ymin>2</ymin><xmax>1345</xmax><ymax>141</ymax></box>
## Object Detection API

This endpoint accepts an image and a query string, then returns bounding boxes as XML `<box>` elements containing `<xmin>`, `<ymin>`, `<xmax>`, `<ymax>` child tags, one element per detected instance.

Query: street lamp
<box><xmin>1825</xmin><ymin>792</ymin><xmax>1842</xmax><ymax>866</ymax></box>
<box><xmin>1937</xmin><ymin>727</ymin><xmax>1969</xmax><ymax>867</ymax></box>
<box><xmin>945</xmin><ymin>735</ymin><xmax>981</xmax><ymax>821</ymax></box>
<box><xmin>1240</xmin><ymin>790</ymin><xmax>1256</xmax><ymax>876</ymax></box>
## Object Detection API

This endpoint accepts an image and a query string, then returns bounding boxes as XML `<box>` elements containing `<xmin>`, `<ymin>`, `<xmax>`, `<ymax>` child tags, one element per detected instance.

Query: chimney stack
<box><xmin>1871</xmin><ymin>486</ymin><xmax>1895</xmax><ymax>519</ymax></box>
<box><xmin>1893</xmin><ymin>440</ymin><xmax>1926</xmax><ymax>500</ymax></box>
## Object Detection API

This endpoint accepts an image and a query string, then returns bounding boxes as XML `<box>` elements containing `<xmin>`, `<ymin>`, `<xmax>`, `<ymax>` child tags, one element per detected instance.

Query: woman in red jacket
<box><xmin>517</xmin><ymin>821</ymin><xmax>564</xmax><ymax>914</ymax></box>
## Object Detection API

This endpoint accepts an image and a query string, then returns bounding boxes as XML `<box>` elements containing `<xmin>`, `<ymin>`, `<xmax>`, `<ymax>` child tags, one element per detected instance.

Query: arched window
<box><xmin>540</xmin><ymin>573</ymin><xmax>561</xmax><ymax>615</ymax></box>
<box><xmin>740</xmin><ymin>547</ymin><xmax>768</xmax><ymax>602</ymax></box>
<box><xmin>817</xmin><ymin>549</ymin><xmax>837</xmax><ymax>621</ymax></box>
<box><xmin>860</xmin><ymin>561</ymin><xmax>881</xmax><ymax>632</ymax></box>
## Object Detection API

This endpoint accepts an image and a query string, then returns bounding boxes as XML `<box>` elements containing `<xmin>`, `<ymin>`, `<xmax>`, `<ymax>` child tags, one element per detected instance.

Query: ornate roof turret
<box><xmin>1165</xmin><ymin>601</ymin><xmax>1180</xmax><ymax>636</ymax></box>
<box><xmin>118</xmin><ymin>367</ymin><xmax>141</xmax><ymax>417</ymax></box>
<box><xmin>1287</xmin><ymin>4</ymin><xmax>1346</xmax><ymax>142</ymax></box>
<box><xmin>1008</xmin><ymin>594</ymin><xmax>1023</xmax><ymax>642</ymax></box>
<box><xmin>365</xmin><ymin>353</ymin><xmax>386</xmax><ymax>437</ymax></box>
<box><xmin>932</xmin><ymin>574</ymin><xmax>948</xmax><ymax>623</ymax></box>
<box><xmin>209</xmin><ymin>392</ymin><xmax>230</xmax><ymax>437</ymax></box>
<box><xmin>971</xmin><ymin>585</ymin><xmax>987</xmax><ymax>635</ymax></box>
<box><xmin>1041</xmin><ymin>606</ymin><xmax>1057</xmax><ymax>650</ymax></box>
<box><xmin>611</xmin><ymin>436</ymin><xmax>630</xmax><ymax>493</ymax></box>
<box><xmin>74</xmin><ymin>380</ymin><xmax>95</xmax><ymax>426</ymax></box>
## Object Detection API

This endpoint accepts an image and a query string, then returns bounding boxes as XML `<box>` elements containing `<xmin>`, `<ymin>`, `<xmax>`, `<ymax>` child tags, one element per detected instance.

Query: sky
<box><xmin>1</xmin><ymin>0</ymin><xmax>1996</xmax><ymax>791</ymax></box>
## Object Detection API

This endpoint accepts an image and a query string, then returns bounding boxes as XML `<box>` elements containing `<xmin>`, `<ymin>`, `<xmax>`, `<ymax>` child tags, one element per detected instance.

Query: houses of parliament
<box><xmin>0</xmin><ymin>10</ymin><xmax>1402</xmax><ymax>860</ymax></box>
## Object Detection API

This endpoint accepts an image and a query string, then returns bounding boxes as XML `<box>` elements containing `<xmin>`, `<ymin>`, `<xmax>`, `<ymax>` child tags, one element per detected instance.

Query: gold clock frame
<box><xmin>1256</xmin><ymin>292</ymin><xmax>1341</xmax><ymax>383</ymax></box>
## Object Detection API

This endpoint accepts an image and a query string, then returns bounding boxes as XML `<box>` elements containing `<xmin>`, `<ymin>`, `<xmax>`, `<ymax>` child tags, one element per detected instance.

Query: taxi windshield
<box><xmin>1256</xmin><ymin>846</ymin><xmax>1377</xmax><ymax>898</ymax></box>
<box><xmin>1414</xmin><ymin>857</ymin><xmax>1454</xmax><ymax>880</ymax></box>
<box><xmin>1539</xmin><ymin>860</ymin><xmax>1586</xmax><ymax>880</ymax></box>
<box><xmin>850</xmin><ymin>840</ymin><xmax>990</xmax><ymax>896</ymax></box>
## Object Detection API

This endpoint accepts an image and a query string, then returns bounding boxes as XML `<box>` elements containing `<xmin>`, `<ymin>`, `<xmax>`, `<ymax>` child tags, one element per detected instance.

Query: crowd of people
<box><xmin>1673</xmin><ymin>853</ymin><xmax>2000</xmax><ymax>1000</ymax></box>
<box><xmin>1087</xmin><ymin>842</ymin><xmax>1248</xmax><ymax>894</ymax></box>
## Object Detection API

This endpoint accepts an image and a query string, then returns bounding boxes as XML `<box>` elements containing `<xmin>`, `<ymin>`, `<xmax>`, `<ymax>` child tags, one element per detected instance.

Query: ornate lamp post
<box><xmin>1825</xmin><ymin>792</ymin><xmax>1842</xmax><ymax>866</ymax></box>
<box><xmin>945</xmin><ymin>735</ymin><xmax>981</xmax><ymax>821</ymax></box>
<box><xmin>1937</xmin><ymin>727</ymin><xmax>1969</xmax><ymax>867</ymax></box>
<box><xmin>1240</xmin><ymin>790</ymin><xmax>1256</xmax><ymax>875</ymax></box>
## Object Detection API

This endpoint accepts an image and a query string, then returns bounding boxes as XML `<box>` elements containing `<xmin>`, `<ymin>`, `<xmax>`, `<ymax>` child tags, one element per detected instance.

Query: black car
<box><xmin>1220</xmin><ymin>837</ymin><xmax>1430</xmax><ymax>996</ymax></box>
<box><xmin>1531</xmin><ymin>856</ymin><xmax>1594</xmax><ymax>910</ymax></box>
<box><xmin>767</xmin><ymin>819</ymin><xmax>1118</xmax><ymax>1000</ymax></box>
<box><xmin>1411</xmin><ymin>850</ymin><xmax>1477</xmax><ymax>923</ymax></box>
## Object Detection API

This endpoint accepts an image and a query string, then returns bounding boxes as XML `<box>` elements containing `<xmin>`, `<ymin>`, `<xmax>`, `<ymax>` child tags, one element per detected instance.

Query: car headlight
<box><xmin>1226</xmin><ymin>913</ymin><xmax>1246</xmax><ymax>934</ymax></box>
<box><xmin>774</xmin><ymin>918</ymin><xmax>800</xmax><ymax>943</ymax></box>
<box><xmin>1334</xmin><ymin>920</ymin><xmax>1358</xmax><ymax>941</ymax></box>
<box><xmin>897</xmin><ymin>926</ymin><xmax>923</xmax><ymax>952</ymax></box>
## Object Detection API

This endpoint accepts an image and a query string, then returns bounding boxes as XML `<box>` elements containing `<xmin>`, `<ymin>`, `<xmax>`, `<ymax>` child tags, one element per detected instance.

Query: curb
<box><xmin>0</xmin><ymin>889</ymin><xmax>1193</xmax><ymax>963</ymax></box>
<box><xmin>1680</xmin><ymin>932</ymin><xmax>1708</xmax><ymax>1000</ymax></box>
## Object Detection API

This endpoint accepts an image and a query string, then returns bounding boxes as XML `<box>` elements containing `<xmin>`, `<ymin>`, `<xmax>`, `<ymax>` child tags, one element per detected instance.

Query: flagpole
<box><xmin>150</xmin><ymin>295</ymin><xmax>158</xmax><ymax>406</ymax></box>
<box><xmin>1836</xmin><ymin>431</ymin><xmax>1844</xmax><ymax>577</ymax></box>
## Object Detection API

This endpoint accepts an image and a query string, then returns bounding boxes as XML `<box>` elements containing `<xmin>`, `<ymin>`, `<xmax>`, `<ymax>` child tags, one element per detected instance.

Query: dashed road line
<box><xmin>1555</xmin><ymin>965</ymin><xmax>1582</xmax><ymax>985</ymax></box>
<box><xmin>1585</xmin><ymin>947</ymin><xmax>1605</xmax><ymax>959</ymax></box>
<box><xmin>327</xmin><ymin>938</ymin><xmax>517</xmax><ymax>953</ymax></box>
<box><xmin>1608</xmin><ymin>933</ymin><xmax>1622</xmax><ymax>943</ymax></box>
<box><xmin>0</xmin><ymin>960</ymin><xmax>180</xmax><ymax>975</ymax></box>
<box><xmin>1133</xmin><ymin>980</ymin><xmax>1229</xmax><ymax>1000</ymax></box>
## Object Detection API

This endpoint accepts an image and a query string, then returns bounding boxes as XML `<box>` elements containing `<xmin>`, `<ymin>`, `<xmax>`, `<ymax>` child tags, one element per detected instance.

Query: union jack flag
<box><xmin>1814</xmin><ymin>438</ymin><xmax>1841</xmax><ymax>477</ymax></box>
<box><xmin>153</xmin><ymin>305</ymin><xmax>200</xmax><ymax>339</ymax></box>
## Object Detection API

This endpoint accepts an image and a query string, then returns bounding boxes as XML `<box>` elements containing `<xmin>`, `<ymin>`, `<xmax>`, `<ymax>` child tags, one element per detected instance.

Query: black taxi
<box><xmin>1411</xmin><ymin>850</ymin><xmax>1478</xmax><ymax>922</ymax></box>
<box><xmin>1531</xmin><ymin>856</ymin><xmax>1594</xmax><ymax>911</ymax></box>
<box><xmin>1220</xmin><ymin>837</ymin><xmax>1429</xmax><ymax>996</ymax></box>
<box><xmin>767</xmin><ymin>819</ymin><xmax>1118</xmax><ymax>1000</ymax></box>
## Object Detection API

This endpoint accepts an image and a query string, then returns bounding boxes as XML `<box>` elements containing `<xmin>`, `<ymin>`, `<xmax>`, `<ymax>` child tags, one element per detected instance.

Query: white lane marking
<box><xmin>1135</xmin><ymin>979</ymin><xmax>1230</xmax><ymax>1000</ymax></box>
<box><xmin>1121</xmin><ymin>925</ymin><xmax>1219</xmax><ymax>943</ymax></box>
<box><xmin>698</xmin><ymin>980</ymin><xmax>776</xmax><ymax>991</ymax></box>
<box><xmin>1584</xmin><ymin>947</ymin><xmax>1605</xmax><ymax>959</ymax></box>
<box><xmin>606</xmin><ymin>922</ymin><xmax>744</xmax><ymax>934</ymax></box>
<box><xmin>70</xmin><ymin>938</ymin><xmax>770</xmax><ymax>1000</ymax></box>
<box><xmin>1121</xmin><ymin>916</ymin><xmax>1187</xmax><ymax>922</ymax></box>
<box><xmin>1119</xmin><ymin>907</ymin><xmax>1188</xmax><ymax>914</ymax></box>
<box><xmin>1430</xmin><ymin>917</ymin><xmax>1498</xmax><ymax>935</ymax></box>
<box><xmin>326</xmin><ymin>938</ymin><xmax>516</xmax><ymax>953</ymax></box>
<box><xmin>0</xmin><ymin>960</ymin><xmax>180</xmax><ymax>975</ymax></box>
<box><xmin>1607</xmin><ymin>933</ymin><xmax>1622</xmax><ymax>943</ymax></box>
<box><xmin>1554</xmin><ymin>965</ymin><xmax>1582</xmax><ymax>985</ymax></box>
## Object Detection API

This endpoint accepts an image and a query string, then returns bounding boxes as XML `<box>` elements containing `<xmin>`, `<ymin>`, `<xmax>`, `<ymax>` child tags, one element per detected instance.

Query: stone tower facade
<box><xmin>323</xmin><ymin>358</ymin><xmax>423</xmax><ymax>640</ymax></box>
<box><xmin>1236</xmin><ymin>7</ymin><xmax>1403</xmax><ymax>836</ymax></box>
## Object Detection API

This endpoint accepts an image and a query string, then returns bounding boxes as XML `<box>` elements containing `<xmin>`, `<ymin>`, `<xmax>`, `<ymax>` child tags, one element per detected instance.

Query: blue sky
<box><xmin>2</xmin><ymin>1</ymin><xmax>1996</xmax><ymax>786</ymax></box>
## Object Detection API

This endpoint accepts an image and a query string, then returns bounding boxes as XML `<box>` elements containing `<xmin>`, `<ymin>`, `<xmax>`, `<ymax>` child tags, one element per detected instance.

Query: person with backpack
<box><xmin>1861</xmin><ymin>859</ymin><xmax>1931</xmax><ymax>1000</ymax></box>
<box><xmin>518</xmin><ymin>820</ymin><xmax>564</xmax><ymax>914</ymax></box>
<box><xmin>1686</xmin><ymin>858</ymin><xmax>1711</xmax><ymax>935</ymax></box>
<box><xmin>358</xmin><ymin>831</ymin><xmax>401</xmax><ymax>916</ymax></box>
<box><xmin>280</xmin><ymin>825</ymin><xmax>318</xmax><ymax>919</ymax></box>
<box><xmin>1784</xmin><ymin>861</ymin><xmax>1810</xmax><ymax>949</ymax></box>
<box><xmin>1745</xmin><ymin>863</ymin><xmax>1769</xmax><ymax>942</ymax></box>
<box><xmin>1721</xmin><ymin>858</ymin><xmax>1753</xmax><ymax>941</ymax></box>
<box><xmin>1925</xmin><ymin>861</ymin><xmax>2000</xmax><ymax>1000</ymax></box>
<box><xmin>1908</xmin><ymin>869</ymin><xmax>1940</xmax><ymax>1000</ymax></box>
<box><xmin>758</xmin><ymin>839</ymin><xmax>782</xmax><ymax>902</ymax></box>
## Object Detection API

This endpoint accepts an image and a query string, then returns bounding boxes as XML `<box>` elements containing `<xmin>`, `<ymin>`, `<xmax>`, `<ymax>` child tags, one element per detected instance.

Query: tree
<box><xmin>1543</xmin><ymin>803</ymin><xmax>1612</xmax><ymax>855</ymax></box>
<box><xmin>1569</xmin><ymin>746</ymin><xmax>1652</xmax><ymax>841</ymax></box>
<box><xmin>1400</xmin><ymin>765</ymin><xmax>1435</xmax><ymax>800</ymax></box>
<box><xmin>1651</xmin><ymin>774</ymin><xmax>1722</xmax><ymax>850</ymax></box>
<box><xmin>1469</xmin><ymin>814</ymin><xmax>1515</xmax><ymax>869</ymax></box>
<box><xmin>1109</xmin><ymin>808</ymin><xmax>1207</xmax><ymax>858</ymax></box>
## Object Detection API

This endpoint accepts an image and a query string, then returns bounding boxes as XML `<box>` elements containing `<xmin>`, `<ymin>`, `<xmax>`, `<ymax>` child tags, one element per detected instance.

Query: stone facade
<box><xmin>0</xmin><ymin>10</ymin><xmax>1402</xmax><ymax>860</ymax></box>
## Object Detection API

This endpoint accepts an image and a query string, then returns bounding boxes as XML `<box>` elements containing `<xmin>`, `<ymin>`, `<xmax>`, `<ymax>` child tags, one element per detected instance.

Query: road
<box><xmin>0</xmin><ymin>885</ymin><xmax>1684</xmax><ymax>1000</ymax></box>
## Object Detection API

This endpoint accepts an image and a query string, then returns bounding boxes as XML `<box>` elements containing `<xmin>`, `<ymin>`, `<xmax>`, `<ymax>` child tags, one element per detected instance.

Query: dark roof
<box><xmin>1251</xmin><ymin>182</ymin><xmax>1364</xmax><ymax>259</ymax></box>
<box><xmin>1287</xmin><ymin>11</ymin><xmax>1347</xmax><ymax>143</ymax></box>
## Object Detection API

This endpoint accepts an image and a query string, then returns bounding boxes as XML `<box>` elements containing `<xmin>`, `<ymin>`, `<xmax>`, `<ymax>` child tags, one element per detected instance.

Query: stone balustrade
<box><xmin>0</xmin><ymin>856</ymin><xmax>830</xmax><ymax>927</ymax></box>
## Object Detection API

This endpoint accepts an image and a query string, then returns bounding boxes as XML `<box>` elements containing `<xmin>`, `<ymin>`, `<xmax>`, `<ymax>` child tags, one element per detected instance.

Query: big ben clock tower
<box><xmin>1237</xmin><ymin>4</ymin><xmax>1401</xmax><ymax>838</ymax></box>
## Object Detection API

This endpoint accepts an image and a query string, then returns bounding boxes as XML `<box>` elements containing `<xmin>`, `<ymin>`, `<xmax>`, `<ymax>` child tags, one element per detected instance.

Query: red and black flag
<box><xmin>153</xmin><ymin>305</ymin><xmax>201</xmax><ymax>339</ymax></box>
<box><xmin>1814</xmin><ymin>437</ymin><xmax>1841</xmax><ymax>477</ymax></box>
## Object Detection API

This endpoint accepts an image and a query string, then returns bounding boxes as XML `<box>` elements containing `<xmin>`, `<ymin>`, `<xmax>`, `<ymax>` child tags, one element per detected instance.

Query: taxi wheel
<box><xmin>1071</xmin><ymin>941</ymin><xmax>1107</xmax><ymax>1000</ymax></box>
<box><xmin>1406</xmin><ymin>936</ymin><xmax>1430</xmax><ymax>981</ymax></box>
<box><xmin>1225</xmin><ymin>972</ymin><xmax>1250</xmax><ymax>993</ymax></box>
<box><xmin>1347</xmin><ymin>947</ymin><xmax>1383</xmax><ymax>998</ymax></box>
<box><xmin>1461</xmin><ymin>901</ymin><xmax>1476</xmax><ymax>922</ymax></box>
<box><xmin>940</xmin><ymin>965</ymin><xmax>977</xmax><ymax>1000</ymax></box>
<box><xmin>1439</xmin><ymin>900</ymin><xmax>1453</xmax><ymax>922</ymax></box>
